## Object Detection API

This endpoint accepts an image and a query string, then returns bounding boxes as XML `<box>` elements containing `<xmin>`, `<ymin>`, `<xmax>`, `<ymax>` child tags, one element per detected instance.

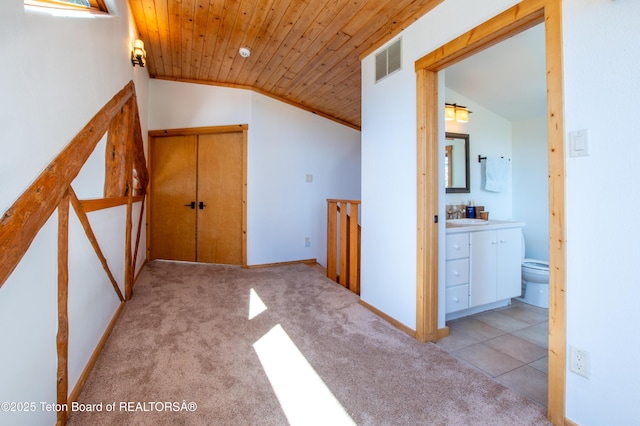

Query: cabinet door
<box><xmin>469</xmin><ymin>230</ymin><xmax>497</xmax><ymax>307</ymax></box>
<box><xmin>496</xmin><ymin>228</ymin><xmax>522</xmax><ymax>300</ymax></box>
<box><xmin>196</xmin><ymin>132</ymin><xmax>243</xmax><ymax>265</ymax></box>
<box><xmin>445</xmin><ymin>259</ymin><xmax>469</xmax><ymax>287</ymax></box>
<box><xmin>446</xmin><ymin>285</ymin><xmax>469</xmax><ymax>313</ymax></box>
<box><xmin>446</xmin><ymin>233</ymin><xmax>469</xmax><ymax>260</ymax></box>
<box><xmin>149</xmin><ymin>131</ymin><xmax>244</xmax><ymax>265</ymax></box>
<box><xmin>150</xmin><ymin>135</ymin><xmax>198</xmax><ymax>262</ymax></box>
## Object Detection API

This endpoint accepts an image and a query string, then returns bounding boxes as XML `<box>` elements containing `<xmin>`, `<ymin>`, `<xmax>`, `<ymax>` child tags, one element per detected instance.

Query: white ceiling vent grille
<box><xmin>375</xmin><ymin>38</ymin><xmax>402</xmax><ymax>83</ymax></box>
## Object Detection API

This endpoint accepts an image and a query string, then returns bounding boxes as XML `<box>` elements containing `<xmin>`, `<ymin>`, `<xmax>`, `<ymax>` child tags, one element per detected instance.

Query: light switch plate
<box><xmin>569</xmin><ymin>129</ymin><xmax>590</xmax><ymax>157</ymax></box>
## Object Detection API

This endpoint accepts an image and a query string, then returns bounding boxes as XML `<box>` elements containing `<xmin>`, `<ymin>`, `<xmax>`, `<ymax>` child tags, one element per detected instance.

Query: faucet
<box><xmin>446</xmin><ymin>205</ymin><xmax>464</xmax><ymax>219</ymax></box>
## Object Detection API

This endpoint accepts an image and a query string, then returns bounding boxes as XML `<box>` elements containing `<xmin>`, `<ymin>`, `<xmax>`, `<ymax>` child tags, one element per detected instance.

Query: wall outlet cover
<box><xmin>570</xmin><ymin>346</ymin><xmax>591</xmax><ymax>378</ymax></box>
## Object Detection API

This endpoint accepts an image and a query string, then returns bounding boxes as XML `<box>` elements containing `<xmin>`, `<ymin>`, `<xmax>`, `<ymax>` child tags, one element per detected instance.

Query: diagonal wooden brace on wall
<box><xmin>68</xmin><ymin>187</ymin><xmax>125</xmax><ymax>302</ymax></box>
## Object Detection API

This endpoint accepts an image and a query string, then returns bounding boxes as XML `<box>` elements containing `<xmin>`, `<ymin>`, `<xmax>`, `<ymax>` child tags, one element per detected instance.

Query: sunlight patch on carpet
<box><xmin>248</xmin><ymin>288</ymin><xmax>267</xmax><ymax>320</ymax></box>
<box><xmin>253</xmin><ymin>324</ymin><xmax>355</xmax><ymax>426</ymax></box>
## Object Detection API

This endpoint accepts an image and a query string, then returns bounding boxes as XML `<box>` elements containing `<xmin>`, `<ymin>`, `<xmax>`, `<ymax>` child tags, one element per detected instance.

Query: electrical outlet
<box><xmin>305</xmin><ymin>237</ymin><xmax>311</xmax><ymax>247</ymax></box>
<box><xmin>570</xmin><ymin>346</ymin><xmax>590</xmax><ymax>378</ymax></box>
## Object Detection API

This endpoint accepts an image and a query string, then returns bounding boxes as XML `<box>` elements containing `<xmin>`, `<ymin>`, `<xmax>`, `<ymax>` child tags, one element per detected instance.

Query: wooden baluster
<box><xmin>348</xmin><ymin>203</ymin><xmax>359</xmax><ymax>294</ymax></box>
<box><xmin>327</xmin><ymin>201</ymin><xmax>337</xmax><ymax>281</ymax></box>
<box><xmin>339</xmin><ymin>202</ymin><xmax>348</xmax><ymax>287</ymax></box>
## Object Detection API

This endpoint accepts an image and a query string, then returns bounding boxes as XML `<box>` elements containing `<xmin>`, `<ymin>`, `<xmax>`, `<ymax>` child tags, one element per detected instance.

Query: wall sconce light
<box><xmin>131</xmin><ymin>39</ymin><xmax>146</xmax><ymax>67</ymax></box>
<box><xmin>444</xmin><ymin>104</ymin><xmax>455</xmax><ymax>121</ymax></box>
<box><xmin>445</xmin><ymin>103</ymin><xmax>471</xmax><ymax>123</ymax></box>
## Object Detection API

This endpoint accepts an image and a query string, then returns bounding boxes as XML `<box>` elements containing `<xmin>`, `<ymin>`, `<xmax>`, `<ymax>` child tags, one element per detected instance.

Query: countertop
<box><xmin>445</xmin><ymin>219</ymin><xmax>525</xmax><ymax>234</ymax></box>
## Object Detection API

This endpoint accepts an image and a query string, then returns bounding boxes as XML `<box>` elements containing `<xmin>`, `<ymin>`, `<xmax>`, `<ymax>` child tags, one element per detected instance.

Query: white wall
<box><xmin>149</xmin><ymin>80</ymin><xmax>361</xmax><ymax>267</ymax></box>
<box><xmin>444</xmin><ymin>88</ymin><xmax>514</xmax><ymax>219</ymax></box>
<box><xmin>360</xmin><ymin>0</ymin><xmax>519</xmax><ymax>330</ymax></box>
<box><xmin>0</xmin><ymin>0</ymin><xmax>148</xmax><ymax>424</ymax></box>
<box><xmin>512</xmin><ymin>116</ymin><xmax>548</xmax><ymax>261</ymax></box>
<box><xmin>249</xmin><ymin>93</ymin><xmax>361</xmax><ymax>266</ymax></box>
<box><xmin>362</xmin><ymin>0</ymin><xmax>640</xmax><ymax>423</ymax></box>
<box><xmin>562</xmin><ymin>0</ymin><xmax>640</xmax><ymax>424</ymax></box>
<box><xmin>361</xmin><ymin>38</ymin><xmax>419</xmax><ymax>329</ymax></box>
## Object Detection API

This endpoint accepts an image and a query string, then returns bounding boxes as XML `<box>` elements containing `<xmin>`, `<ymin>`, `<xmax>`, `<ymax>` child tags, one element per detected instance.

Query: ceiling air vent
<box><xmin>375</xmin><ymin>38</ymin><xmax>402</xmax><ymax>83</ymax></box>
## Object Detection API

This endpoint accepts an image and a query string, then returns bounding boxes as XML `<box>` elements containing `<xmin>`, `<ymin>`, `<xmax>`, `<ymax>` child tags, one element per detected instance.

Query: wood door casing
<box><xmin>150</xmin><ymin>135</ymin><xmax>198</xmax><ymax>261</ymax></box>
<box><xmin>149</xmin><ymin>127</ymin><xmax>246</xmax><ymax>266</ymax></box>
<box><xmin>415</xmin><ymin>2</ymin><xmax>565</xmax><ymax>422</ymax></box>
<box><xmin>197</xmin><ymin>132</ymin><xmax>243</xmax><ymax>264</ymax></box>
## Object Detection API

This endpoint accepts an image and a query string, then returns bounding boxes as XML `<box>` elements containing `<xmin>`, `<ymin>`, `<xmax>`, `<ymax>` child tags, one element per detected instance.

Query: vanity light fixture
<box><xmin>445</xmin><ymin>103</ymin><xmax>471</xmax><ymax>123</ymax></box>
<box><xmin>131</xmin><ymin>39</ymin><xmax>146</xmax><ymax>67</ymax></box>
<box><xmin>455</xmin><ymin>107</ymin><xmax>469</xmax><ymax>123</ymax></box>
<box><xmin>444</xmin><ymin>104</ymin><xmax>456</xmax><ymax>121</ymax></box>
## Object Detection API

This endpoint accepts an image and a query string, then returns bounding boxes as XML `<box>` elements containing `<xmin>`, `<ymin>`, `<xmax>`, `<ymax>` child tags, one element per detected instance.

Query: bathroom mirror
<box><xmin>445</xmin><ymin>132</ymin><xmax>470</xmax><ymax>193</ymax></box>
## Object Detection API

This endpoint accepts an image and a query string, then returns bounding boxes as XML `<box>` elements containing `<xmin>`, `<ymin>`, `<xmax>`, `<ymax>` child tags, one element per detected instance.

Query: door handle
<box><xmin>199</xmin><ymin>201</ymin><xmax>207</xmax><ymax>210</ymax></box>
<box><xmin>184</xmin><ymin>201</ymin><xmax>195</xmax><ymax>209</ymax></box>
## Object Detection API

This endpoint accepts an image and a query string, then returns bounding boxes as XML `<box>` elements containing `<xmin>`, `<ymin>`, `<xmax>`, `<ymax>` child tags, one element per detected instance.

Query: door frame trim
<box><xmin>414</xmin><ymin>1</ymin><xmax>566</xmax><ymax>423</ymax></box>
<box><xmin>148</xmin><ymin>124</ymin><xmax>248</xmax><ymax>267</ymax></box>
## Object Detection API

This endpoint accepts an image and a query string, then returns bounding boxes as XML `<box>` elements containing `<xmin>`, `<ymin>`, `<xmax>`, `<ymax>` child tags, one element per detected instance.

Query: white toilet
<box><xmin>517</xmin><ymin>232</ymin><xmax>549</xmax><ymax>308</ymax></box>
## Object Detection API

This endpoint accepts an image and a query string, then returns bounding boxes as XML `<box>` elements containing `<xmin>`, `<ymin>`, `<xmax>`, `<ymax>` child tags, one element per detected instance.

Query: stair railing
<box><xmin>326</xmin><ymin>199</ymin><xmax>361</xmax><ymax>294</ymax></box>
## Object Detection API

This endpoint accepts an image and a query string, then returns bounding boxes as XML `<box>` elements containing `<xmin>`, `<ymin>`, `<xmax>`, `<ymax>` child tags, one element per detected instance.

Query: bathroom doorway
<box><xmin>437</xmin><ymin>20</ymin><xmax>550</xmax><ymax>407</ymax></box>
<box><xmin>414</xmin><ymin>1</ymin><xmax>566</xmax><ymax>424</ymax></box>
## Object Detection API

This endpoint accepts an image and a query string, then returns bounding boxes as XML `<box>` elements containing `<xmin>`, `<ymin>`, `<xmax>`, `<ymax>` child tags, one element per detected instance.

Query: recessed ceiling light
<box><xmin>239</xmin><ymin>47</ymin><xmax>250</xmax><ymax>58</ymax></box>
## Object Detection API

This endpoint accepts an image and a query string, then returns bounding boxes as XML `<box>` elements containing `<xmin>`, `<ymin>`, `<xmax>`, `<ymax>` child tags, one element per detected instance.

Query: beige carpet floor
<box><xmin>68</xmin><ymin>261</ymin><xmax>549</xmax><ymax>425</ymax></box>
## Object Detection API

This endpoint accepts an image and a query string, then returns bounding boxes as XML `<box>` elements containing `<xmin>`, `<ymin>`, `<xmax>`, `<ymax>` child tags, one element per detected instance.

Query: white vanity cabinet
<box><xmin>445</xmin><ymin>233</ymin><xmax>470</xmax><ymax>313</ymax></box>
<box><xmin>469</xmin><ymin>228</ymin><xmax>522</xmax><ymax>307</ymax></box>
<box><xmin>445</xmin><ymin>221</ymin><xmax>524</xmax><ymax>317</ymax></box>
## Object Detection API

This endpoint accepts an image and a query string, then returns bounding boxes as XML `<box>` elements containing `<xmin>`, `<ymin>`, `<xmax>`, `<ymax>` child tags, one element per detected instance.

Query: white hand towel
<box><xmin>484</xmin><ymin>157</ymin><xmax>509</xmax><ymax>192</ymax></box>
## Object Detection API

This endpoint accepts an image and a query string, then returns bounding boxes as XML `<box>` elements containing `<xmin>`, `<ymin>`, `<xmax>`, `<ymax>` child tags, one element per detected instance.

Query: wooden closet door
<box><xmin>196</xmin><ymin>132</ymin><xmax>243</xmax><ymax>264</ymax></box>
<box><xmin>150</xmin><ymin>135</ymin><xmax>198</xmax><ymax>261</ymax></box>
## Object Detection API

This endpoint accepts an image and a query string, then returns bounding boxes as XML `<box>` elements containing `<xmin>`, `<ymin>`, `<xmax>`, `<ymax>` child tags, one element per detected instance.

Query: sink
<box><xmin>446</xmin><ymin>218</ymin><xmax>489</xmax><ymax>226</ymax></box>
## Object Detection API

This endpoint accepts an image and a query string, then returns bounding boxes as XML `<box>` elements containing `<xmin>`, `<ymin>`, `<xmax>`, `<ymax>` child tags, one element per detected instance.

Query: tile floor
<box><xmin>437</xmin><ymin>300</ymin><xmax>549</xmax><ymax>407</ymax></box>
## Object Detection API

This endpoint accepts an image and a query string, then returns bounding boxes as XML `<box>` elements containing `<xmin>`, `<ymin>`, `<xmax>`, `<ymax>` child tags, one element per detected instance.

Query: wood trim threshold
<box><xmin>67</xmin><ymin>301</ymin><xmax>124</xmax><ymax>406</ymax></box>
<box><xmin>437</xmin><ymin>326</ymin><xmax>450</xmax><ymax>339</ymax></box>
<box><xmin>358</xmin><ymin>300</ymin><xmax>416</xmax><ymax>338</ymax></box>
<box><xmin>245</xmin><ymin>258</ymin><xmax>317</xmax><ymax>269</ymax></box>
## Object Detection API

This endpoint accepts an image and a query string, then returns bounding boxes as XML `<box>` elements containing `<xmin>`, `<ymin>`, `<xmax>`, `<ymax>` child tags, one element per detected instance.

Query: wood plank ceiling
<box><xmin>129</xmin><ymin>0</ymin><xmax>443</xmax><ymax>129</ymax></box>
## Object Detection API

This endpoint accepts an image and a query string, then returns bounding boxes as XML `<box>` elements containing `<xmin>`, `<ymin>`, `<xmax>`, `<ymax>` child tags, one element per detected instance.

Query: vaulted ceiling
<box><xmin>445</xmin><ymin>24</ymin><xmax>546</xmax><ymax>122</ymax></box>
<box><xmin>128</xmin><ymin>0</ymin><xmax>444</xmax><ymax>129</ymax></box>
